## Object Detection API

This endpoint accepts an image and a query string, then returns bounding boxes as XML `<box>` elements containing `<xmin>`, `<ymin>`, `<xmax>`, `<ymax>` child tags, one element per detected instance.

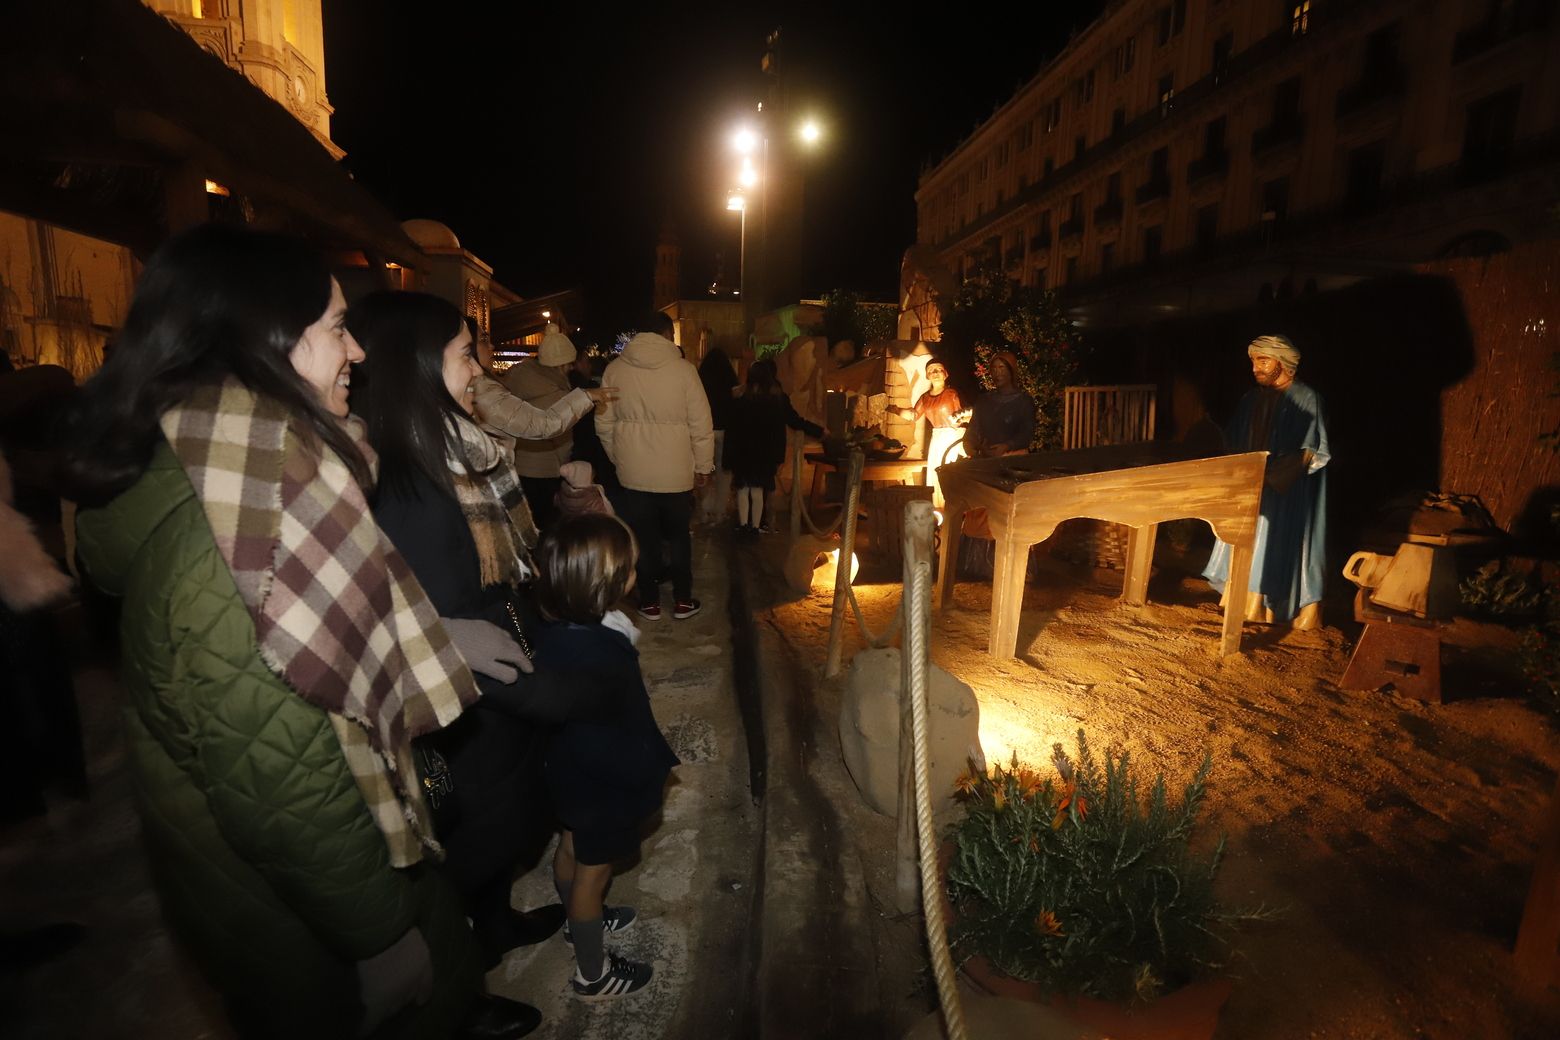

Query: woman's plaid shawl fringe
<box><xmin>160</xmin><ymin>379</ymin><xmax>479</xmax><ymax>866</ymax></box>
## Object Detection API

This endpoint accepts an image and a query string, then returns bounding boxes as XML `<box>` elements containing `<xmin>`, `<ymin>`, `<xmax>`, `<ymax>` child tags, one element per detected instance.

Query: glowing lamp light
<box><xmin>825</xmin><ymin>549</ymin><xmax>861</xmax><ymax>583</ymax></box>
<box><xmin>739</xmin><ymin>157</ymin><xmax>759</xmax><ymax>188</ymax></box>
<box><xmin>541</xmin><ymin>310</ymin><xmax>551</xmax><ymax>318</ymax></box>
<box><xmin>732</xmin><ymin>127</ymin><xmax>758</xmax><ymax>154</ymax></box>
<box><xmin>726</xmin><ymin>193</ymin><xmax>746</xmax><ymax>212</ymax></box>
<box><xmin>203</xmin><ymin>179</ymin><xmax>229</xmax><ymax>197</ymax></box>
<box><xmin>798</xmin><ymin>119</ymin><xmax>823</xmax><ymax>145</ymax></box>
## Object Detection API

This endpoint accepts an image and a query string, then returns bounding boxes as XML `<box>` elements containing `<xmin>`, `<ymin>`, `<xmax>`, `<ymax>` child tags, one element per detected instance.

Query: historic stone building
<box><xmin>915</xmin><ymin>0</ymin><xmax>1560</xmax><ymax>327</ymax></box>
<box><xmin>145</xmin><ymin>0</ymin><xmax>340</xmax><ymax>157</ymax></box>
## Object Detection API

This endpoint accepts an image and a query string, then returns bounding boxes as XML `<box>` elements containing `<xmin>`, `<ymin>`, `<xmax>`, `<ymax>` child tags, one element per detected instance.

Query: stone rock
<box><xmin>839</xmin><ymin>647</ymin><xmax>984</xmax><ymax>821</ymax></box>
<box><xmin>783</xmin><ymin>534</ymin><xmax>838</xmax><ymax>595</ymax></box>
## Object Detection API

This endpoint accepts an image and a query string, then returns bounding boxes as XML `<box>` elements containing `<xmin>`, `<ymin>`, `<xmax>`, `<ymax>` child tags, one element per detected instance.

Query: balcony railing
<box><xmin>1134</xmin><ymin>176</ymin><xmax>1170</xmax><ymax>204</ymax></box>
<box><xmin>1030</xmin><ymin>230</ymin><xmax>1053</xmax><ymax>251</ymax></box>
<box><xmin>1059</xmin><ymin>216</ymin><xmax>1085</xmax><ymax>239</ymax></box>
<box><xmin>1186</xmin><ymin>151</ymin><xmax>1229</xmax><ymax>184</ymax></box>
<box><xmin>1093</xmin><ymin>198</ymin><xmax>1124</xmax><ymax>225</ymax></box>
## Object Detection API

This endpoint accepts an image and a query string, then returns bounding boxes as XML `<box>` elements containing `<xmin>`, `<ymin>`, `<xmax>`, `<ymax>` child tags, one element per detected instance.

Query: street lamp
<box><xmin>723</xmin><ymin>112</ymin><xmax>826</xmax><ymax>335</ymax></box>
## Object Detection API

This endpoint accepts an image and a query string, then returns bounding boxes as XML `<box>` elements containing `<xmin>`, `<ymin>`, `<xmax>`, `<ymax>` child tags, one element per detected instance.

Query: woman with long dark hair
<box><xmin>722</xmin><ymin>358</ymin><xmax>822</xmax><ymax>537</ymax></box>
<box><xmin>64</xmin><ymin>226</ymin><xmax>540</xmax><ymax>1038</ymax></box>
<box><xmin>347</xmin><ymin>290</ymin><xmax>608</xmax><ymax>980</ymax></box>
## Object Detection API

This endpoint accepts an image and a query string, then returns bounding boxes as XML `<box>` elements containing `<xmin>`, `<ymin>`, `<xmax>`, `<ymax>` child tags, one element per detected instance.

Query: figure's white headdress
<box><xmin>1247</xmin><ymin>335</ymin><xmax>1300</xmax><ymax>374</ymax></box>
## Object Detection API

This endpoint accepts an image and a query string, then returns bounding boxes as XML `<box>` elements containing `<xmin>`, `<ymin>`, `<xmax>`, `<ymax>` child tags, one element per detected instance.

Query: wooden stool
<box><xmin>1339</xmin><ymin>591</ymin><xmax>1445</xmax><ymax>703</ymax></box>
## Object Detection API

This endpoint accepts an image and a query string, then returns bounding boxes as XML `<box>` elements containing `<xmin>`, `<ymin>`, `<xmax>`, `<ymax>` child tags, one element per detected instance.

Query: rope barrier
<box><xmin>789</xmin><ymin>435</ymin><xmax>846</xmax><ymax>540</ymax></box>
<box><xmin>905</xmin><ymin>547</ymin><xmax>968</xmax><ymax>1039</ymax></box>
<box><xmin>845</xmin><ymin>582</ymin><xmax>902</xmax><ymax>649</ymax></box>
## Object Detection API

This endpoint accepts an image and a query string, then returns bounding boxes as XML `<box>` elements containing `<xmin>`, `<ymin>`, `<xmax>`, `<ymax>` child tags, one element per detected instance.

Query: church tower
<box><xmin>144</xmin><ymin>0</ymin><xmax>341</xmax><ymax>157</ymax></box>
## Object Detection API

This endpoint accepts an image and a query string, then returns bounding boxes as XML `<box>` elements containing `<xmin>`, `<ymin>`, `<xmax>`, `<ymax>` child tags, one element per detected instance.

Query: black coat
<box><xmin>722</xmin><ymin>392</ymin><xmax>822</xmax><ymax>489</ymax></box>
<box><xmin>532</xmin><ymin>620</ymin><xmax>678</xmax><ymax>836</ymax></box>
<box><xmin>372</xmin><ymin>469</ymin><xmax>609</xmax><ymax>892</ymax></box>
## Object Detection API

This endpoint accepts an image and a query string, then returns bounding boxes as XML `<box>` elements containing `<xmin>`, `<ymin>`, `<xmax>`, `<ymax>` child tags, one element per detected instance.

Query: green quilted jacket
<box><xmin>76</xmin><ymin>442</ymin><xmax>481</xmax><ymax>1039</ymax></box>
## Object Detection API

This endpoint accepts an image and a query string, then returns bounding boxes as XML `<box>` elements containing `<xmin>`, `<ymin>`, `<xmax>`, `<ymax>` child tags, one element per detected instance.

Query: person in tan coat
<box><xmin>501</xmin><ymin>324</ymin><xmax>579</xmax><ymax>530</ymax></box>
<box><xmin>595</xmin><ymin>314</ymin><xmax>713</xmax><ymax>621</ymax></box>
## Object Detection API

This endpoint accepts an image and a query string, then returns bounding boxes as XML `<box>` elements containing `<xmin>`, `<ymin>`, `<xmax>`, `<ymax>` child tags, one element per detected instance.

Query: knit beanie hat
<box><xmin>537</xmin><ymin>323</ymin><xmax>577</xmax><ymax>367</ymax></box>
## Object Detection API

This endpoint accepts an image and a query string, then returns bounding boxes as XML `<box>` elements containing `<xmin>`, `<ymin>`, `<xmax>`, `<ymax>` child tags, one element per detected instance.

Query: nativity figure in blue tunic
<box><xmin>1203</xmin><ymin>335</ymin><xmax>1330</xmax><ymax>630</ymax></box>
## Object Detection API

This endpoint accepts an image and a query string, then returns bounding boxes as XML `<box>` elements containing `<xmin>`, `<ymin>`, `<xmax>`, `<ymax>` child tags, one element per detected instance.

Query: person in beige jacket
<box><xmin>501</xmin><ymin>324</ymin><xmax>580</xmax><ymax>530</ymax></box>
<box><xmin>596</xmin><ymin>314</ymin><xmax>713</xmax><ymax>621</ymax></box>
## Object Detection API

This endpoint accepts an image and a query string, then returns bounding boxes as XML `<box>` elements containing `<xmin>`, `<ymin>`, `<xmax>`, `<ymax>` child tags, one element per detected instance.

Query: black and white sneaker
<box><xmin>563</xmin><ymin>905</ymin><xmax>638</xmax><ymax>945</ymax></box>
<box><xmin>572</xmin><ymin>952</ymin><xmax>653</xmax><ymax>1000</ymax></box>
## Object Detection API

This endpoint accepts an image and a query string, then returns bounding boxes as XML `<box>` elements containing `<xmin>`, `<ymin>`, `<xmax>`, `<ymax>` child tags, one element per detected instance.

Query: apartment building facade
<box><xmin>914</xmin><ymin>0</ymin><xmax>1559</xmax><ymax>327</ymax></box>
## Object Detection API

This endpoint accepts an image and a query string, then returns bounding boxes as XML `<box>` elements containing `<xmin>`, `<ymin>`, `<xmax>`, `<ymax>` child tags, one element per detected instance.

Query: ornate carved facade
<box><xmin>144</xmin><ymin>0</ymin><xmax>341</xmax><ymax>158</ymax></box>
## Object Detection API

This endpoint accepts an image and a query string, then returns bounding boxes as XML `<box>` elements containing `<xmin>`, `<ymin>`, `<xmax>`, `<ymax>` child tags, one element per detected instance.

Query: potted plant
<box><xmin>945</xmin><ymin>730</ymin><xmax>1257</xmax><ymax>1039</ymax></box>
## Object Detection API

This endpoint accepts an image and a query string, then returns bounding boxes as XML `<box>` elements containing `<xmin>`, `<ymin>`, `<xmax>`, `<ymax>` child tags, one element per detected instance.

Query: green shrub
<box><xmin>945</xmin><ymin>730</ymin><xmax>1233</xmax><ymax>1003</ymax></box>
<box><xmin>1460</xmin><ymin>560</ymin><xmax>1542</xmax><ymax>618</ymax></box>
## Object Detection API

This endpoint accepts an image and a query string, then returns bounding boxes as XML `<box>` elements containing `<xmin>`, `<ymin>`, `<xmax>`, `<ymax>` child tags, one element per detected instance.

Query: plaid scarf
<box><xmin>450</xmin><ymin>415</ymin><xmax>537</xmax><ymax>586</ymax></box>
<box><xmin>160</xmin><ymin>379</ymin><xmax>479</xmax><ymax>866</ymax></box>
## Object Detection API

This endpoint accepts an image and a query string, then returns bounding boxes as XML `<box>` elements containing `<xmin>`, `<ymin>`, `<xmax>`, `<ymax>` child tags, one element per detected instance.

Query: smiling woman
<box><xmin>60</xmin><ymin>226</ymin><xmax>536</xmax><ymax>1038</ymax></box>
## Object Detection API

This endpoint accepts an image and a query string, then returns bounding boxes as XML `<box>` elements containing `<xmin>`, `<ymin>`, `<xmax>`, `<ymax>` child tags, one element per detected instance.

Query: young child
<box><xmin>722</xmin><ymin>359</ymin><xmax>823</xmax><ymax>538</ymax></box>
<box><xmin>532</xmin><ymin>515</ymin><xmax>679</xmax><ymax>999</ymax></box>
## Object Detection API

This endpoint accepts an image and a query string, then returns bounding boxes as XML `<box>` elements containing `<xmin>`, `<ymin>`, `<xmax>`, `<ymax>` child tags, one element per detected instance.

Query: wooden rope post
<box><xmin>824</xmin><ymin>449</ymin><xmax>865</xmax><ymax>679</ymax></box>
<box><xmin>897</xmin><ymin>499</ymin><xmax>935</xmax><ymax>913</ymax></box>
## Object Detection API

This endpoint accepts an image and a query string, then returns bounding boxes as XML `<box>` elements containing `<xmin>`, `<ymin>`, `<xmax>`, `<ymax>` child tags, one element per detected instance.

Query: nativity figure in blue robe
<box><xmin>1203</xmin><ymin>335</ymin><xmax>1330</xmax><ymax>629</ymax></box>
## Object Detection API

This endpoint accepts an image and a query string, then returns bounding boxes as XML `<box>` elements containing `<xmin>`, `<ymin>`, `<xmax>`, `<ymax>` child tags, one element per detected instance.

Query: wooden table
<box><xmin>934</xmin><ymin>445</ymin><xmax>1267</xmax><ymax>658</ymax></box>
<box><xmin>805</xmin><ymin>452</ymin><xmax>926</xmax><ymax>510</ymax></box>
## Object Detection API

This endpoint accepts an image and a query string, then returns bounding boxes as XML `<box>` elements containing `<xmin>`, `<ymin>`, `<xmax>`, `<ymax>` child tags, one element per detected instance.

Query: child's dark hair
<box><xmin>535</xmin><ymin>515</ymin><xmax>638</xmax><ymax>624</ymax></box>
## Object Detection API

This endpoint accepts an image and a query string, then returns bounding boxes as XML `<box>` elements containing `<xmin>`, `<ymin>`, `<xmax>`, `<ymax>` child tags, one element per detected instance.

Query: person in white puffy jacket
<box><xmin>595</xmin><ymin>314</ymin><xmax>713</xmax><ymax>621</ymax></box>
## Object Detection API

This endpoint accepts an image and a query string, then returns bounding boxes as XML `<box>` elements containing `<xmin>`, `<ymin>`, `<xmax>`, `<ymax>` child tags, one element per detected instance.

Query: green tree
<box><xmin>938</xmin><ymin>264</ymin><xmax>1080</xmax><ymax>450</ymax></box>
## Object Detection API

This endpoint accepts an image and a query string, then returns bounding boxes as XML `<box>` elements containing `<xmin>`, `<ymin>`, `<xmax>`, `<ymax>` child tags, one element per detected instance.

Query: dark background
<box><xmin>322</xmin><ymin>2</ymin><xmax>1104</xmax><ymax>345</ymax></box>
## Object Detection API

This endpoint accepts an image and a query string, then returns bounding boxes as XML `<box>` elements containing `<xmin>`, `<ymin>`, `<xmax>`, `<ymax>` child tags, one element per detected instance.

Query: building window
<box><xmin>1212</xmin><ymin>33</ymin><xmax>1233</xmax><ymax>84</ymax></box>
<box><xmin>977</xmin><ymin>158</ymin><xmax>989</xmax><ymax>181</ymax></box>
<box><xmin>1143</xmin><ymin>225</ymin><xmax>1163</xmax><ymax>267</ymax></box>
<box><xmin>1081</xmin><ymin>69</ymin><xmax>1095</xmax><ymax>103</ymax></box>
<box><xmin>1344</xmin><ymin>141</ymin><xmax>1386</xmax><ymax>211</ymax></box>
<box><xmin>1172</xmin><ymin>0</ymin><xmax>1187</xmax><ymax>34</ymax></box>
<box><xmin>1116</xmin><ymin>36</ymin><xmax>1137</xmax><ymax>77</ymax></box>
<box><xmin>1460</xmin><ymin>85</ymin><xmax>1522</xmax><ymax>182</ymax></box>
<box><xmin>1261</xmin><ymin>177</ymin><xmax>1290</xmax><ymax>224</ymax></box>
<box><xmin>1105</xmin><ymin>171</ymin><xmax>1122</xmax><ymax>203</ymax></box>
<box><xmin>1065</xmin><ymin>256</ymin><xmax>1079</xmax><ymax>284</ymax></box>
<box><xmin>1290</xmin><ymin>0</ymin><xmax>1311</xmax><ymax>37</ymax></box>
<box><xmin>1112</xmin><ymin>107</ymin><xmax>1127</xmax><ymax>135</ymax></box>
<box><xmin>1159</xmin><ymin>74</ymin><xmax>1176</xmax><ymax>117</ymax></box>
<box><xmin>1195</xmin><ymin>203</ymin><xmax>1219</xmax><ymax>250</ymax></box>
<box><xmin>1018</xmin><ymin>120</ymin><xmax>1034</xmax><ymax>151</ymax></box>
<box><xmin>996</xmin><ymin>142</ymin><xmax>1010</xmax><ymax>168</ymax></box>
<box><xmin>1204</xmin><ymin>116</ymin><xmax>1227</xmax><ymax>158</ymax></box>
<box><xmin>1068</xmin><ymin>193</ymin><xmax>1082</xmax><ymax>223</ymax></box>
<box><xmin>1034</xmin><ymin>266</ymin><xmax>1048</xmax><ymax>291</ymax></box>
<box><xmin>1101</xmin><ymin>241</ymin><xmax>1115</xmax><ymax>274</ymax></box>
<box><xmin>1044</xmin><ymin>157</ymin><xmax>1055</xmax><ymax>178</ymax></box>
<box><xmin>1157</xmin><ymin>6</ymin><xmax>1172</xmax><ymax>45</ymax></box>
<box><xmin>1074</xmin><ymin>135</ymin><xmax>1086</xmax><ymax>161</ymax></box>
<box><xmin>1149</xmin><ymin>146</ymin><xmax>1169</xmax><ymax>182</ymax></box>
<box><xmin>1274</xmin><ymin>78</ymin><xmax>1302</xmax><ymax>127</ymax></box>
<box><xmin>1044</xmin><ymin>98</ymin><xmax>1062</xmax><ymax>132</ymax></box>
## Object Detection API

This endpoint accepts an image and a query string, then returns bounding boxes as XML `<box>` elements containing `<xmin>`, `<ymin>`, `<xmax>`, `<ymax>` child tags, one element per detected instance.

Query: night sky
<box><xmin>322</xmin><ymin>2</ymin><xmax>1104</xmax><ymax>344</ymax></box>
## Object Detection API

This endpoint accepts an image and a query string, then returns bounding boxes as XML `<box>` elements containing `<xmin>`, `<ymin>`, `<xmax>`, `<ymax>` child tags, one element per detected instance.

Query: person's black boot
<box><xmin>457</xmin><ymin>995</ymin><xmax>541</xmax><ymax>1040</ymax></box>
<box><xmin>508</xmin><ymin>903</ymin><xmax>565</xmax><ymax>945</ymax></box>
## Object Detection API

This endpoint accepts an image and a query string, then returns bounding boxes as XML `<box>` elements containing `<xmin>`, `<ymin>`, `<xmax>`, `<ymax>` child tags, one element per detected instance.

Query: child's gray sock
<box><xmin>571</xmin><ymin>917</ymin><xmax>605</xmax><ymax>982</ymax></box>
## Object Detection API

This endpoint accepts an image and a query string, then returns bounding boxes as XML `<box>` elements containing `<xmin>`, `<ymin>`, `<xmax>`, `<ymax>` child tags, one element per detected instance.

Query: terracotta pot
<box><xmin>960</xmin><ymin>955</ymin><xmax>1232</xmax><ymax>1040</ymax></box>
<box><xmin>939</xmin><ymin>842</ymin><xmax>1231</xmax><ymax>1040</ymax></box>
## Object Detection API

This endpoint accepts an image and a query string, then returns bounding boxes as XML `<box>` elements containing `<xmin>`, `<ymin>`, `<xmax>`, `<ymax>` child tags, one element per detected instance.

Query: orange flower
<box><xmin>952</xmin><ymin>769</ymin><xmax>979</xmax><ymax>798</ymax></box>
<box><xmin>992</xmin><ymin>786</ymin><xmax>1007</xmax><ymax>811</ymax></box>
<box><xmin>1035</xmin><ymin>910</ymin><xmax>1064</xmax><ymax>936</ymax></box>
<box><xmin>1052</xmin><ymin>780</ymin><xmax>1088</xmax><ymax>828</ymax></box>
